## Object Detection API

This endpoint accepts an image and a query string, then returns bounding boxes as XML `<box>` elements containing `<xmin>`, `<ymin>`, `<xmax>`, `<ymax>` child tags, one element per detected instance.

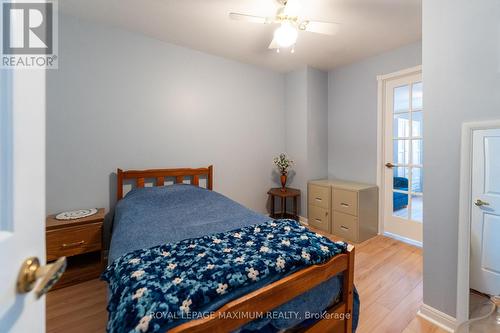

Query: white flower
<box><xmin>300</xmin><ymin>235</ymin><xmax>309</xmax><ymax>240</ymax></box>
<box><xmin>234</xmin><ymin>256</ymin><xmax>245</xmax><ymax>263</ymax></box>
<box><xmin>132</xmin><ymin>287</ymin><xmax>147</xmax><ymax>300</ymax></box>
<box><xmin>197</xmin><ymin>252</ymin><xmax>206</xmax><ymax>257</ymax></box>
<box><xmin>180</xmin><ymin>298</ymin><xmax>192</xmax><ymax>314</ymax></box>
<box><xmin>162</xmin><ymin>251</ymin><xmax>171</xmax><ymax>257</ymax></box>
<box><xmin>206</xmin><ymin>263</ymin><xmax>215</xmax><ymax>270</ymax></box>
<box><xmin>233</xmin><ymin>232</ymin><xmax>242</xmax><ymax>239</ymax></box>
<box><xmin>246</xmin><ymin>241</ymin><xmax>254</xmax><ymax>246</ymax></box>
<box><xmin>188</xmin><ymin>244</ymin><xmax>196</xmax><ymax>248</ymax></box>
<box><xmin>267</xmin><ymin>234</ymin><xmax>274</xmax><ymax>239</ymax></box>
<box><xmin>173</xmin><ymin>277</ymin><xmax>183</xmax><ymax>285</ymax></box>
<box><xmin>131</xmin><ymin>270</ymin><xmax>145</xmax><ymax>279</ymax></box>
<box><xmin>320</xmin><ymin>245</ymin><xmax>330</xmax><ymax>253</ymax></box>
<box><xmin>128</xmin><ymin>258</ymin><xmax>140</xmax><ymax>264</ymax></box>
<box><xmin>254</xmin><ymin>227</ymin><xmax>261</xmax><ymax>233</ymax></box>
<box><xmin>223</xmin><ymin>248</ymin><xmax>232</xmax><ymax>253</ymax></box>
<box><xmin>299</xmin><ymin>225</ymin><xmax>306</xmax><ymax>230</ymax></box>
<box><xmin>276</xmin><ymin>257</ymin><xmax>286</xmax><ymax>270</ymax></box>
<box><xmin>281</xmin><ymin>239</ymin><xmax>291</xmax><ymax>246</ymax></box>
<box><xmin>247</xmin><ymin>267</ymin><xmax>260</xmax><ymax>281</ymax></box>
<box><xmin>270</xmin><ymin>222</ymin><xmax>277</xmax><ymax>227</ymax></box>
<box><xmin>135</xmin><ymin>315</ymin><xmax>152</xmax><ymax>333</ymax></box>
<box><xmin>301</xmin><ymin>251</ymin><xmax>311</xmax><ymax>261</ymax></box>
<box><xmin>216</xmin><ymin>283</ymin><xmax>228</xmax><ymax>295</ymax></box>
<box><xmin>315</xmin><ymin>233</ymin><xmax>322</xmax><ymax>238</ymax></box>
<box><xmin>167</xmin><ymin>263</ymin><xmax>177</xmax><ymax>270</ymax></box>
<box><xmin>259</xmin><ymin>246</ymin><xmax>270</xmax><ymax>253</ymax></box>
<box><xmin>212</xmin><ymin>238</ymin><xmax>222</xmax><ymax>244</ymax></box>
<box><xmin>284</xmin><ymin>226</ymin><xmax>291</xmax><ymax>232</ymax></box>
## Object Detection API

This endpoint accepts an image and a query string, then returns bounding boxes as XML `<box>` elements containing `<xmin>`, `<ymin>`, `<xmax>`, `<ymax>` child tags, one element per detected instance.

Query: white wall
<box><xmin>47</xmin><ymin>15</ymin><xmax>286</xmax><ymax>219</ymax></box>
<box><xmin>422</xmin><ymin>0</ymin><xmax>500</xmax><ymax>317</ymax></box>
<box><xmin>328</xmin><ymin>42</ymin><xmax>422</xmax><ymax>184</ymax></box>
<box><xmin>285</xmin><ymin>67</ymin><xmax>329</xmax><ymax>216</ymax></box>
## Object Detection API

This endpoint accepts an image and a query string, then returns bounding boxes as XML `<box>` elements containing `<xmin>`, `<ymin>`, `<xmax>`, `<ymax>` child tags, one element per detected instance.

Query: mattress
<box><xmin>108</xmin><ymin>184</ymin><xmax>359</xmax><ymax>331</ymax></box>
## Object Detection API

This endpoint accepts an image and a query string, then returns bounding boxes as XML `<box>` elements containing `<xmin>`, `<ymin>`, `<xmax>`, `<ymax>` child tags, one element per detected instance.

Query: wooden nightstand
<box><xmin>267</xmin><ymin>187</ymin><xmax>301</xmax><ymax>221</ymax></box>
<box><xmin>46</xmin><ymin>208</ymin><xmax>105</xmax><ymax>290</ymax></box>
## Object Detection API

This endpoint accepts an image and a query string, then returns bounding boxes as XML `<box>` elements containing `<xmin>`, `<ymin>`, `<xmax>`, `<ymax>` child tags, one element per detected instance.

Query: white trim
<box><xmin>377</xmin><ymin>65</ymin><xmax>422</xmax><ymax>81</ymax></box>
<box><xmin>299</xmin><ymin>216</ymin><xmax>308</xmax><ymax>225</ymax></box>
<box><xmin>417</xmin><ymin>304</ymin><xmax>457</xmax><ymax>333</ymax></box>
<box><xmin>456</xmin><ymin>119</ymin><xmax>500</xmax><ymax>324</ymax></box>
<box><xmin>383</xmin><ymin>231</ymin><xmax>422</xmax><ymax>248</ymax></box>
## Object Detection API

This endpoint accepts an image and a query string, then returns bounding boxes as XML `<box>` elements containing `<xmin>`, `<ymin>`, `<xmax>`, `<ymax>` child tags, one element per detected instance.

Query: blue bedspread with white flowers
<box><xmin>102</xmin><ymin>219</ymin><xmax>348</xmax><ymax>333</ymax></box>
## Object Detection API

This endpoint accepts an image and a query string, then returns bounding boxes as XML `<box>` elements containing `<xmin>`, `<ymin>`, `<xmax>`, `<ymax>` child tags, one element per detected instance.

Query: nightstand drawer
<box><xmin>332</xmin><ymin>189</ymin><xmax>358</xmax><ymax>216</ymax></box>
<box><xmin>308</xmin><ymin>184</ymin><xmax>330</xmax><ymax>209</ymax></box>
<box><xmin>333</xmin><ymin>211</ymin><xmax>357</xmax><ymax>241</ymax></box>
<box><xmin>47</xmin><ymin>223</ymin><xmax>102</xmax><ymax>261</ymax></box>
<box><xmin>308</xmin><ymin>205</ymin><xmax>330</xmax><ymax>232</ymax></box>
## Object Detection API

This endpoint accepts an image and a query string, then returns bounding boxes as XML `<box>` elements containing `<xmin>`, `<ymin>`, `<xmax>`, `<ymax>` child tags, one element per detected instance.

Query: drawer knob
<box><xmin>315</xmin><ymin>197</ymin><xmax>322</xmax><ymax>201</ymax></box>
<box><xmin>340</xmin><ymin>203</ymin><xmax>349</xmax><ymax>207</ymax></box>
<box><xmin>61</xmin><ymin>240</ymin><xmax>85</xmax><ymax>248</ymax></box>
<box><xmin>341</xmin><ymin>226</ymin><xmax>349</xmax><ymax>231</ymax></box>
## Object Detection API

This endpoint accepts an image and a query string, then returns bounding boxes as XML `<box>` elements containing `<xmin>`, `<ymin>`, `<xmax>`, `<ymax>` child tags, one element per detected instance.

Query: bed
<box><xmin>105</xmin><ymin>166</ymin><xmax>358</xmax><ymax>333</ymax></box>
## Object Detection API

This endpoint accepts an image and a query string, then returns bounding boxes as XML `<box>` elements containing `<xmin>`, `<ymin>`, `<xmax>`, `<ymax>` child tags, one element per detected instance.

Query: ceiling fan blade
<box><xmin>302</xmin><ymin>20</ymin><xmax>340</xmax><ymax>35</ymax></box>
<box><xmin>229</xmin><ymin>12</ymin><xmax>270</xmax><ymax>24</ymax></box>
<box><xmin>268</xmin><ymin>37</ymin><xmax>279</xmax><ymax>49</ymax></box>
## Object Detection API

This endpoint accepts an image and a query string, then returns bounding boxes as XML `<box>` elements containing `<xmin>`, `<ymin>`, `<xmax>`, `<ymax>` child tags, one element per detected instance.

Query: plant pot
<box><xmin>280</xmin><ymin>174</ymin><xmax>287</xmax><ymax>192</ymax></box>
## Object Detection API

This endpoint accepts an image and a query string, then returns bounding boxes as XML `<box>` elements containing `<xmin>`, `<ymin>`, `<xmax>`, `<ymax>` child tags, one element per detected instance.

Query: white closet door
<box><xmin>470</xmin><ymin>128</ymin><xmax>500</xmax><ymax>296</ymax></box>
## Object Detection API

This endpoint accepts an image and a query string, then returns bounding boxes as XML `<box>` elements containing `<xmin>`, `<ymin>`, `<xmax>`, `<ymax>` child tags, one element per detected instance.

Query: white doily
<box><xmin>55</xmin><ymin>208</ymin><xmax>98</xmax><ymax>220</ymax></box>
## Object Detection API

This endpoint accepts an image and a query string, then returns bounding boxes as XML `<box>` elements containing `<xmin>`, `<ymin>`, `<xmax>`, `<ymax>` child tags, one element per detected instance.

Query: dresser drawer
<box><xmin>332</xmin><ymin>189</ymin><xmax>358</xmax><ymax>216</ymax></box>
<box><xmin>333</xmin><ymin>211</ymin><xmax>357</xmax><ymax>241</ymax></box>
<box><xmin>308</xmin><ymin>205</ymin><xmax>330</xmax><ymax>232</ymax></box>
<box><xmin>308</xmin><ymin>184</ymin><xmax>330</xmax><ymax>209</ymax></box>
<box><xmin>47</xmin><ymin>223</ymin><xmax>102</xmax><ymax>261</ymax></box>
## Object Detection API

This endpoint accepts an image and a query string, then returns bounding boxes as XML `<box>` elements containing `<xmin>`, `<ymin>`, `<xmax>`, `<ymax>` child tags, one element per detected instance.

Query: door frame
<box><xmin>456</xmin><ymin>119</ymin><xmax>500</xmax><ymax>324</ymax></box>
<box><xmin>376</xmin><ymin>65</ymin><xmax>422</xmax><ymax>247</ymax></box>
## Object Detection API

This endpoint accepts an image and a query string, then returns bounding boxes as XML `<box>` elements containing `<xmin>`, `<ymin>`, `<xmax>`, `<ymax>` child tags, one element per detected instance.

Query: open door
<box><xmin>0</xmin><ymin>69</ymin><xmax>47</xmax><ymax>330</ymax></box>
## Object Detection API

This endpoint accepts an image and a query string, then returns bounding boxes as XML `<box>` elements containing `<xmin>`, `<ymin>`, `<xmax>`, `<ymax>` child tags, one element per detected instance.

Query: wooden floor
<box><xmin>46</xmin><ymin>235</ymin><xmax>447</xmax><ymax>333</ymax></box>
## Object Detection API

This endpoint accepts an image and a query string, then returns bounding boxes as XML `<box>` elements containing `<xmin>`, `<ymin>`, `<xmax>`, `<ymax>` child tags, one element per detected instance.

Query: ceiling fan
<box><xmin>229</xmin><ymin>0</ymin><xmax>340</xmax><ymax>53</ymax></box>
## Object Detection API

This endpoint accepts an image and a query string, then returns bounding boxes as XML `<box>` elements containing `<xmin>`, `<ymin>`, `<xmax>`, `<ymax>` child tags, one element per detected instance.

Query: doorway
<box><xmin>378</xmin><ymin>66</ymin><xmax>423</xmax><ymax>245</ymax></box>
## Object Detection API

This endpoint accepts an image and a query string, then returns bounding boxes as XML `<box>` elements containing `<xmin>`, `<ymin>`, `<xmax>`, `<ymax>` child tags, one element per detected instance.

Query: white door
<box><xmin>470</xmin><ymin>128</ymin><xmax>500</xmax><ymax>296</ymax></box>
<box><xmin>0</xmin><ymin>69</ymin><xmax>47</xmax><ymax>331</ymax></box>
<box><xmin>382</xmin><ymin>71</ymin><xmax>423</xmax><ymax>243</ymax></box>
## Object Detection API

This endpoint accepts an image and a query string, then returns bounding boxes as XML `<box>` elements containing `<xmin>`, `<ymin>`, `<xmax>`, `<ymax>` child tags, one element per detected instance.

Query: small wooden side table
<box><xmin>46</xmin><ymin>208</ymin><xmax>105</xmax><ymax>290</ymax></box>
<box><xmin>267</xmin><ymin>187</ymin><xmax>301</xmax><ymax>221</ymax></box>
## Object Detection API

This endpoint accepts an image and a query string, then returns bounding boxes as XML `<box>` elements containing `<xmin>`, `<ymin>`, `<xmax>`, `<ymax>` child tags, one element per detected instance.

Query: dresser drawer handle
<box><xmin>315</xmin><ymin>218</ymin><xmax>322</xmax><ymax>223</ymax></box>
<box><xmin>340</xmin><ymin>203</ymin><xmax>349</xmax><ymax>207</ymax></box>
<box><xmin>61</xmin><ymin>240</ymin><xmax>85</xmax><ymax>248</ymax></box>
<box><xmin>315</xmin><ymin>197</ymin><xmax>322</xmax><ymax>201</ymax></box>
<box><xmin>340</xmin><ymin>226</ymin><xmax>349</xmax><ymax>231</ymax></box>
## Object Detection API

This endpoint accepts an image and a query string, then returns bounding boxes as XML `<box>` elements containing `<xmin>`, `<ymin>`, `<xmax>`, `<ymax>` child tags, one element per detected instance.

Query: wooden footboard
<box><xmin>170</xmin><ymin>245</ymin><xmax>355</xmax><ymax>333</ymax></box>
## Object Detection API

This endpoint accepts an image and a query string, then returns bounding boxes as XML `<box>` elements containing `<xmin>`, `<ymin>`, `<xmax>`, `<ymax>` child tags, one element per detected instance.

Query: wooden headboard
<box><xmin>116</xmin><ymin>166</ymin><xmax>213</xmax><ymax>200</ymax></box>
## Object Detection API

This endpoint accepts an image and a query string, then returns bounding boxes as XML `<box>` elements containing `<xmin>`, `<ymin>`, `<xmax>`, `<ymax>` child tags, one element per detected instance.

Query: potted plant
<box><xmin>273</xmin><ymin>153</ymin><xmax>294</xmax><ymax>192</ymax></box>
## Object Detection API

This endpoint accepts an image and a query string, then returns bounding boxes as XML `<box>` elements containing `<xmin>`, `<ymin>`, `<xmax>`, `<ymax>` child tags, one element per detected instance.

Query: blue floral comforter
<box><xmin>102</xmin><ymin>219</ymin><xmax>347</xmax><ymax>333</ymax></box>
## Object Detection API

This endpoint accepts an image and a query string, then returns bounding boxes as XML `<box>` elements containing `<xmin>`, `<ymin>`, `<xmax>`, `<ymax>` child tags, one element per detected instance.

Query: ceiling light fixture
<box><xmin>274</xmin><ymin>22</ymin><xmax>298</xmax><ymax>48</ymax></box>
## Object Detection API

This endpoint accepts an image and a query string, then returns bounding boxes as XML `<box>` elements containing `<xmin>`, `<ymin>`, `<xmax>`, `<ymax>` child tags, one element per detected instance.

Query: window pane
<box><xmin>393</xmin><ymin>191</ymin><xmax>409</xmax><ymax>218</ymax></box>
<box><xmin>412</xmin><ymin>139</ymin><xmax>423</xmax><ymax>165</ymax></box>
<box><xmin>412</xmin><ymin>111</ymin><xmax>423</xmax><ymax>137</ymax></box>
<box><xmin>411</xmin><ymin>167</ymin><xmax>423</xmax><ymax>193</ymax></box>
<box><xmin>394</xmin><ymin>85</ymin><xmax>410</xmax><ymax>113</ymax></box>
<box><xmin>412</xmin><ymin>82</ymin><xmax>423</xmax><ymax>110</ymax></box>
<box><xmin>410</xmin><ymin>194</ymin><xmax>423</xmax><ymax>222</ymax></box>
<box><xmin>393</xmin><ymin>167</ymin><xmax>409</xmax><ymax>191</ymax></box>
<box><xmin>393</xmin><ymin>113</ymin><xmax>410</xmax><ymax>138</ymax></box>
<box><xmin>393</xmin><ymin>140</ymin><xmax>410</xmax><ymax>165</ymax></box>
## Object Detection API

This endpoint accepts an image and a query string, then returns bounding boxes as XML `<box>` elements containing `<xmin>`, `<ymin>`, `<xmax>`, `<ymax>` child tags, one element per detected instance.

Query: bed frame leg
<box><xmin>343</xmin><ymin>245</ymin><xmax>355</xmax><ymax>333</ymax></box>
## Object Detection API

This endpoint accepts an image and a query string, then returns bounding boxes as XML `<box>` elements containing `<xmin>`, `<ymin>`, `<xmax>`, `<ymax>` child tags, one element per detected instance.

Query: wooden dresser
<box><xmin>46</xmin><ymin>209</ymin><xmax>105</xmax><ymax>290</ymax></box>
<box><xmin>308</xmin><ymin>180</ymin><xmax>378</xmax><ymax>243</ymax></box>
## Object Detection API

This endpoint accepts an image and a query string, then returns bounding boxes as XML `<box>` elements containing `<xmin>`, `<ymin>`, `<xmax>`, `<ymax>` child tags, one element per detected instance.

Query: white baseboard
<box><xmin>417</xmin><ymin>304</ymin><xmax>457</xmax><ymax>332</ymax></box>
<box><xmin>383</xmin><ymin>231</ymin><xmax>422</xmax><ymax>248</ymax></box>
<box><xmin>299</xmin><ymin>216</ymin><xmax>308</xmax><ymax>225</ymax></box>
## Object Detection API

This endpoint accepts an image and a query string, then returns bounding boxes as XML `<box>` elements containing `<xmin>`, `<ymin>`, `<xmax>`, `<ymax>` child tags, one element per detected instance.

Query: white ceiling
<box><xmin>59</xmin><ymin>0</ymin><xmax>421</xmax><ymax>72</ymax></box>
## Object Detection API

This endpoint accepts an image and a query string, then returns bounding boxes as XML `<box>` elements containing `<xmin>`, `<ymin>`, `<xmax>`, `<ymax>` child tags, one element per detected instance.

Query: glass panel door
<box><xmin>383</xmin><ymin>70</ymin><xmax>423</xmax><ymax>243</ymax></box>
